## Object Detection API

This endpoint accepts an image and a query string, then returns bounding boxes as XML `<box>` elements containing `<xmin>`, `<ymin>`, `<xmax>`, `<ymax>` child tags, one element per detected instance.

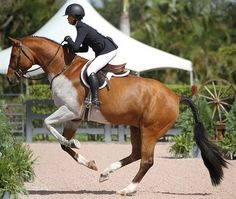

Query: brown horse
<box><xmin>7</xmin><ymin>36</ymin><xmax>227</xmax><ymax>195</ymax></box>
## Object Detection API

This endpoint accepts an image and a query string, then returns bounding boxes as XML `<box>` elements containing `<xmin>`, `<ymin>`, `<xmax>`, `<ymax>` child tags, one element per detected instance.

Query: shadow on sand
<box><xmin>154</xmin><ymin>191</ymin><xmax>211</xmax><ymax>196</ymax></box>
<box><xmin>28</xmin><ymin>189</ymin><xmax>116</xmax><ymax>196</ymax></box>
<box><xmin>28</xmin><ymin>189</ymin><xmax>211</xmax><ymax>197</ymax></box>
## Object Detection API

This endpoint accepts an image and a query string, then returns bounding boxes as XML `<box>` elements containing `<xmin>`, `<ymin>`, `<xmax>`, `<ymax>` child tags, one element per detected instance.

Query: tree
<box><xmin>134</xmin><ymin>0</ymin><xmax>236</xmax><ymax>83</ymax></box>
<box><xmin>119</xmin><ymin>0</ymin><xmax>130</xmax><ymax>35</ymax></box>
<box><xmin>0</xmin><ymin>0</ymin><xmax>63</xmax><ymax>49</ymax></box>
<box><xmin>97</xmin><ymin>0</ymin><xmax>236</xmax><ymax>84</ymax></box>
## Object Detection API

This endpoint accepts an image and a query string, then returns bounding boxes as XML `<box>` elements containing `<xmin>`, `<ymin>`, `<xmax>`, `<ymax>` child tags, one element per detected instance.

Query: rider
<box><xmin>63</xmin><ymin>3</ymin><xmax>118</xmax><ymax>109</ymax></box>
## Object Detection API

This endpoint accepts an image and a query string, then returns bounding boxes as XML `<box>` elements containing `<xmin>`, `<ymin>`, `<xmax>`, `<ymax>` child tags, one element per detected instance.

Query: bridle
<box><xmin>10</xmin><ymin>41</ymin><xmax>35</xmax><ymax>79</ymax></box>
<box><xmin>10</xmin><ymin>40</ymin><xmax>64</xmax><ymax>81</ymax></box>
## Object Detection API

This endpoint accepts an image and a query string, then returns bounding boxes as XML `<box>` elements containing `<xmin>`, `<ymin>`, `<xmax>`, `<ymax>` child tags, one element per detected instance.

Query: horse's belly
<box><xmin>51</xmin><ymin>75</ymin><xmax>80</xmax><ymax>112</ymax></box>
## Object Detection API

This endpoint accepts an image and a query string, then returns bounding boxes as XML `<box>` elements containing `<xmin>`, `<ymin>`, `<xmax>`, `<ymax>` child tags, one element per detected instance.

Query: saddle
<box><xmin>81</xmin><ymin>61</ymin><xmax>130</xmax><ymax>89</ymax></box>
<box><xmin>80</xmin><ymin>61</ymin><xmax>130</xmax><ymax>122</ymax></box>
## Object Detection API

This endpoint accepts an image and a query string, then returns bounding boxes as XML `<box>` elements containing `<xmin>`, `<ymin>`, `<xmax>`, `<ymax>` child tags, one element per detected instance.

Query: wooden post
<box><xmin>118</xmin><ymin>125</ymin><xmax>125</xmax><ymax>142</ymax></box>
<box><xmin>104</xmin><ymin>124</ymin><xmax>112</xmax><ymax>142</ymax></box>
<box><xmin>215</xmin><ymin>121</ymin><xmax>226</xmax><ymax>140</ymax></box>
<box><xmin>26</xmin><ymin>100</ymin><xmax>33</xmax><ymax>143</ymax></box>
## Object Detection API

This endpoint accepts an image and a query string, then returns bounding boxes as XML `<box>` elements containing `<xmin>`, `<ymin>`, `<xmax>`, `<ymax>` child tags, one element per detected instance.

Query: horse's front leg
<box><xmin>61</xmin><ymin>120</ymin><xmax>98</xmax><ymax>171</ymax></box>
<box><xmin>44</xmin><ymin>105</ymin><xmax>80</xmax><ymax>147</ymax></box>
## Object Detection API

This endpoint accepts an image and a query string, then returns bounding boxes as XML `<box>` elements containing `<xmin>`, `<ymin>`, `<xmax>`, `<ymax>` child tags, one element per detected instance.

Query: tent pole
<box><xmin>190</xmin><ymin>70</ymin><xmax>194</xmax><ymax>85</ymax></box>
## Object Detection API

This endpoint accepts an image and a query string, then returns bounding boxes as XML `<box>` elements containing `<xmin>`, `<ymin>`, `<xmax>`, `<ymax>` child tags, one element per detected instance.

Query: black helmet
<box><xmin>65</xmin><ymin>4</ymin><xmax>85</xmax><ymax>20</ymax></box>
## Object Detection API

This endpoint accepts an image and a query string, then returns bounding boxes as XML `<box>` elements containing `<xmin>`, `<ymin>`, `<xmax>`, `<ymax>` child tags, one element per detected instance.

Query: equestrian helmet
<box><xmin>65</xmin><ymin>4</ymin><xmax>85</xmax><ymax>20</ymax></box>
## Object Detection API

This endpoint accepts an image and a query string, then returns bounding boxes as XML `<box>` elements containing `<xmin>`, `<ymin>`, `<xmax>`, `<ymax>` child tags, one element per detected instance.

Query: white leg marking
<box><xmin>44</xmin><ymin>105</ymin><xmax>78</xmax><ymax>145</ymax></box>
<box><xmin>77</xmin><ymin>154</ymin><xmax>90</xmax><ymax>166</ymax></box>
<box><xmin>76</xmin><ymin>154</ymin><xmax>98</xmax><ymax>171</ymax></box>
<box><xmin>117</xmin><ymin>182</ymin><xmax>138</xmax><ymax>196</ymax></box>
<box><xmin>99</xmin><ymin>161</ymin><xmax>122</xmax><ymax>182</ymax></box>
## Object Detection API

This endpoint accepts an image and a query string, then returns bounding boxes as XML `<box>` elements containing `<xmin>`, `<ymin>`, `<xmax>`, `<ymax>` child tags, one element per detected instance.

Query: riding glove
<box><xmin>64</xmin><ymin>36</ymin><xmax>72</xmax><ymax>42</ymax></box>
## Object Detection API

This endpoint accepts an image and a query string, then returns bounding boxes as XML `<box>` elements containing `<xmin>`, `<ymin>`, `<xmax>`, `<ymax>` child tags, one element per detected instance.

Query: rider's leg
<box><xmin>88</xmin><ymin>73</ymin><xmax>100</xmax><ymax>108</ymax></box>
<box><xmin>87</xmin><ymin>49</ymin><xmax>117</xmax><ymax>108</ymax></box>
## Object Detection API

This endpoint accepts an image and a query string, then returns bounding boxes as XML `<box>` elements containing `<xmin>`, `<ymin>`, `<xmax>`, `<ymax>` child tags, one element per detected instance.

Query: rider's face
<box><xmin>67</xmin><ymin>15</ymin><xmax>77</xmax><ymax>25</ymax></box>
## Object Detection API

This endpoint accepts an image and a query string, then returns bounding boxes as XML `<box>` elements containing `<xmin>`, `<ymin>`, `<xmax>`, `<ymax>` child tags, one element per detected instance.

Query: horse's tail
<box><xmin>180</xmin><ymin>96</ymin><xmax>228</xmax><ymax>186</ymax></box>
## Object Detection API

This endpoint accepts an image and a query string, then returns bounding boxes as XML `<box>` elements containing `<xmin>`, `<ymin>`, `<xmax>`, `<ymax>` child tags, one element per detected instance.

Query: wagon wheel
<box><xmin>197</xmin><ymin>79</ymin><xmax>236</xmax><ymax>123</ymax></box>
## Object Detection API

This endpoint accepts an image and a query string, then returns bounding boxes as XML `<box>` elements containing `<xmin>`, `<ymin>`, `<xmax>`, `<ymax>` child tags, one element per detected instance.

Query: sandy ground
<box><xmin>21</xmin><ymin>142</ymin><xmax>236</xmax><ymax>199</ymax></box>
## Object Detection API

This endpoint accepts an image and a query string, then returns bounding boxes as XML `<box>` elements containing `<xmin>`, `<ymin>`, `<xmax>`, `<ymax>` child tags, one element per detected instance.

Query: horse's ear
<box><xmin>8</xmin><ymin>37</ymin><xmax>20</xmax><ymax>44</ymax></box>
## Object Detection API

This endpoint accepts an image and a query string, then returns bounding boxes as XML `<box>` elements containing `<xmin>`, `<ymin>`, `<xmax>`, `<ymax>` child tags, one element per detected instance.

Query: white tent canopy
<box><xmin>0</xmin><ymin>0</ymin><xmax>193</xmax><ymax>84</ymax></box>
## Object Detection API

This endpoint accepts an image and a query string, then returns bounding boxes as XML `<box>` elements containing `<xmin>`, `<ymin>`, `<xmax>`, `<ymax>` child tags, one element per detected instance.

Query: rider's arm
<box><xmin>66</xmin><ymin>24</ymin><xmax>88</xmax><ymax>52</ymax></box>
<box><xmin>78</xmin><ymin>43</ymin><xmax>89</xmax><ymax>52</ymax></box>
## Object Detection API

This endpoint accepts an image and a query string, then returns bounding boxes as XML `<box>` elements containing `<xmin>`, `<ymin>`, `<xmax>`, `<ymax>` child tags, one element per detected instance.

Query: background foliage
<box><xmin>170</xmin><ymin>98</ymin><xmax>236</xmax><ymax>159</ymax></box>
<box><xmin>0</xmin><ymin>0</ymin><xmax>63</xmax><ymax>49</ymax></box>
<box><xmin>0</xmin><ymin>108</ymin><xmax>35</xmax><ymax>196</ymax></box>
<box><xmin>27</xmin><ymin>83</ymin><xmax>192</xmax><ymax>99</ymax></box>
<box><xmin>216</xmin><ymin>101</ymin><xmax>236</xmax><ymax>159</ymax></box>
<box><xmin>97</xmin><ymin>0</ymin><xmax>236</xmax><ymax>84</ymax></box>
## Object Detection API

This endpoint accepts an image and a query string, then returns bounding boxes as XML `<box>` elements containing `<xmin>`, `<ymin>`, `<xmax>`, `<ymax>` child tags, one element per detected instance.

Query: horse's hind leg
<box><xmin>61</xmin><ymin>120</ymin><xmax>98</xmax><ymax>171</ymax></box>
<box><xmin>117</xmin><ymin>122</ymin><xmax>175</xmax><ymax>195</ymax></box>
<box><xmin>117</xmin><ymin>126</ymin><xmax>156</xmax><ymax>195</ymax></box>
<box><xmin>100</xmin><ymin>126</ymin><xmax>141</xmax><ymax>182</ymax></box>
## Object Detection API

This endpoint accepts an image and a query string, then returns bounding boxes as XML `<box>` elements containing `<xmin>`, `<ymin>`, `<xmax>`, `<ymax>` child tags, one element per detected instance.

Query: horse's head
<box><xmin>7</xmin><ymin>37</ymin><xmax>34</xmax><ymax>85</ymax></box>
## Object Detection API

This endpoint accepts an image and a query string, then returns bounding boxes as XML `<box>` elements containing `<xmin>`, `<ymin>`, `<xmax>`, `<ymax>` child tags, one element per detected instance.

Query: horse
<box><xmin>7</xmin><ymin>36</ymin><xmax>228</xmax><ymax>195</ymax></box>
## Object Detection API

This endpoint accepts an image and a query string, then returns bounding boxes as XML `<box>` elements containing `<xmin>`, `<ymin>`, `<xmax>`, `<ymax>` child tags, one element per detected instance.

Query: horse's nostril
<box><xmin>7</xmin><ymin>77</ymin><xmax>12</xmax><ymax>84</ymax></box>
<box><xmin>7</xmin><ymin>77</ymin><xmax>17</xmax><ymax>85</ymax></box>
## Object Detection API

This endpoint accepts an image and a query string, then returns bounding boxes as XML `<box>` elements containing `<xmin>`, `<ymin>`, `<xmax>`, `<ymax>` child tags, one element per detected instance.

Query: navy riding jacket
<box><xmin>66</xmin><ymin>21</ymin><xmax>118</xmax><ymax>57</ymax></box>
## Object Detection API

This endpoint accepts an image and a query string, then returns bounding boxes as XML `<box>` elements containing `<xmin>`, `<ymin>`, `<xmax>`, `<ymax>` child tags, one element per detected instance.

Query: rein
<box><xmin>12</xmin><ymin>40</ymin><xmax>65</xmax><ymax>81</ymax></box>
<box><xmin>23</xmin><ymin>40</ymin><xmax>65</xmax><ymax>81</ymax></box>
<box><xmin>49</xmin><ymin>53</ymin><xmax>76</xmax><ymax>89</ymax></box>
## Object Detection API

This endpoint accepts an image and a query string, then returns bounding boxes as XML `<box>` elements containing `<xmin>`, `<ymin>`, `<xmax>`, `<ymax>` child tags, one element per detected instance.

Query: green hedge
<box><xmin>0</xmin><ymin>108</ymin><xmax>35</xmax><ymax>196</ymax></box>
<box><xmin>27</xmin><ymin>84</ymin><xmax>51</xmax><ymax>99</ymax></box>
<box><xmin>27</xmin><ymin>84</ymin><xmax>194</xmax><ymax>117</ymax></box>
<box><xmin>167</xmin><ymin>84</ymin><xmax>192</xmax><ymax>97</ymax></box>
<box><xmin>27</xmin><ymin>84</ymin><xmax>193</xmax><ymax>99</ymax></box>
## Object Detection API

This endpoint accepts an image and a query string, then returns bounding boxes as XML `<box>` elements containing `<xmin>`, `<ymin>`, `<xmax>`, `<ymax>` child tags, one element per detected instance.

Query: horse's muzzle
<box><xmin>7</xmin><ymin>75</ymin><xmax>18</xmax><ymax>86</ymax></box>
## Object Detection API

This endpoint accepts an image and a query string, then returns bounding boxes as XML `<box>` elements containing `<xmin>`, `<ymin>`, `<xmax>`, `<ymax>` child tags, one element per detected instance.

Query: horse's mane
<box><xmin>25</xmin><ymin>35</ymin><xmax>61</xmax><ymax>46</ymax></box>
<box><xmin>21</xmin><ymin>35</ymin><xmax>88</xmax><ymax>63</ymax></box>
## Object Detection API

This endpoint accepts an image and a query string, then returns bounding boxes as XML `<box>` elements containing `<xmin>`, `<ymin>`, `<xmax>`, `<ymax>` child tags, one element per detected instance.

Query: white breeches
<box><xmin>87</xmin><ymin>49</ymin><xmax>118</xmax><ymax>76</ymax></box>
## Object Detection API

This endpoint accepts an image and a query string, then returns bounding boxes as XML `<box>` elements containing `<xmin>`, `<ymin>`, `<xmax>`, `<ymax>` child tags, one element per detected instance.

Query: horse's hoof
<box><xmin>116</xmin><ymin>183</ymin><xmax>137</xmax><ymax>196</ymax></box>
<box><xmin>69</xmin><ymin>139</ymin><xmax>81</xmax><ymax>149</ymax></box>
<box><xmin>117</xmin><ymin>188</ymin><xmax>130</xmax><ymax>196</ymax></box>
<box><xmin>88</xmin><ymin>160</ymin><xmax>98</xmax><ymax>171</ymax></box>
<box><xmin>99</xmin><ymin>173</ymin><xmax>109</xmax><ymax>182</ymax></box>
<box><xmin>116</xmin><ymin>189</ymin><xmax>136</xmax><ymax>196</ymax></box>
<box><xmin>116</xmin><ymin>189</ymin><xmax>127</xmax><ymax>196</ymax></box>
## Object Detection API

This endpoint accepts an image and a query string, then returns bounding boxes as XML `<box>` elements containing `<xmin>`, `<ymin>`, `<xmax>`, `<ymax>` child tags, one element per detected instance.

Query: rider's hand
<box><xmin>64</xmin><ymin>36</ymin><xmax>71</xmax><ymax>42</ymax></box>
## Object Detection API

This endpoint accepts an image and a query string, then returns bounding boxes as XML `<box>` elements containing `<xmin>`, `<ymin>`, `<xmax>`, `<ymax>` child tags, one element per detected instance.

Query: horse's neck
<box><xmin>28</xmin><ymin>40</ymin><xmax>68</xmax><ymax>75</ymax></box>
<box><xmin>25</xmin><ymin>38</ymin><xmax>87</xmax><ymax>79</ymax></box>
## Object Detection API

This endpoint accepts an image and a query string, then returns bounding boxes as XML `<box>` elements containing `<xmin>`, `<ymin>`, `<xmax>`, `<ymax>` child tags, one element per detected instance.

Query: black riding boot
<box><xmin>88</xmin><ymin>73</ymin><xmax>100</xmax><ymax>108</ymax></box>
